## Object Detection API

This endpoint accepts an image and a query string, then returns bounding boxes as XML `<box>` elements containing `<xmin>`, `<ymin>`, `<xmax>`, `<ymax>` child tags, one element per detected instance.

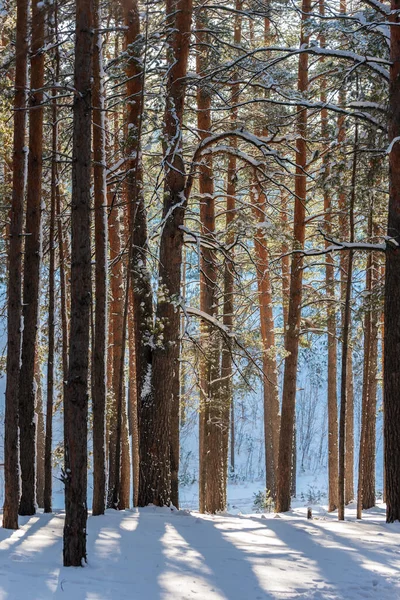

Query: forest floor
<box><xmin>0</xmin><ymin>496</ymin><xmax>399</xmax><ymax>600</ymax></box>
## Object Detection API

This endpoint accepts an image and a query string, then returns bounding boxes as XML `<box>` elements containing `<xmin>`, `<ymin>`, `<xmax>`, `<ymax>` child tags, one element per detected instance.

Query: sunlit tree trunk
<box><xmin>276</xmin><ymin>0</ymin><xmax>310</xmax><ymax>513</ymax></box>
<box><xmin>338</xmin><ymin>126</ymin><xmax>357</xmax><ymax>521</ymax></box>
<box><xmin>140</xmin><ymin>0</ymin><xmax>192</xmax><ymax>507</ymax></box>
<box><xmin>251</xmin><ymin>182</ymin><xmax>280</xmax><ymax>499</ymax></box>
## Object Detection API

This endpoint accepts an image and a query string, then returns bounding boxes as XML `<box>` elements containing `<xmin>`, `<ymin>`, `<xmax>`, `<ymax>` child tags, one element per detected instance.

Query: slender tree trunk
<box><xmin>44</xmin><ymin>25</ymin><xmax>60</xmax><ymax>512</ymax></box>
<box><xmin>91</xmin><ymin>0</ymin><xmax>108</xmax><ymax>516</ymax></box>
<box><xmin>19</xmin><ymin>0</ymin><xmax>45</xmax><ymax>516</ymax></box>
<box><xmin>44</xmin><ymin>109</ymin><xmax>56</xmax><ymax>513</ymax></box>
<box><xmin>319</xmin><ymin>21</ymin><xmax>338</xmax><ymax>511</ymax></box>
<box><xmin>363</xmin><ymin>249</ymin><xmax>378</xmax><ymax>510</ymax></box>
<box><xmin>196</xmin><ymin>13</ymin><xmax>222</xmax><ymax>514</ymax></box>
<box><xmin>63</xmin><ymin>0</ymin><xmax>93</xmax><ymax>565</ymax></box>
<box><xmin>221</xmin><ymin>0</ymin><xmax>242</xmax><ymax>499</ymax></box>
<box><xmin>35</xmin><ymin>359</ymin><xmax>45</xmax><ymax>509</ymax></box>
<box><xmin>140</xmin><ymin>0</ymin><xmax>192</xmax><ymax>507</ymax></box>
<box><xmin>338</xmin><ymin>126</ymin><xmax>357</xmax><ymax>521</ymax></box>
<box><xmin>3</xmin><ymin>0</ymin><xmax>28</xmax><ymax>528</ymax></box>
<box><xmin>128</xmin><ymin>289</ymin><xmax>139</xmax><ymax>506</ymax></box>
<box><xmin>276</xmin><ymin>0</ymin><xmax>310</xmax><ymax>513</ymax></box>
<box><xmin>108</xmin><ymin>205</ymin><xmax>124</xmax><ymax>508</ymax></box>
<box><xmin>251</xmin><ymin>182</ymin><xmax>280</xmax><ymax>499</ymax></box>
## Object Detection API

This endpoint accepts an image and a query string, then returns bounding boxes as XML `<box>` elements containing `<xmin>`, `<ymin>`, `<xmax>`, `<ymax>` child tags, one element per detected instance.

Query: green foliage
<box><xmin>252</xmin><ymin>489</ymin><xmax>274</xmax><ymax>513</ymax></box>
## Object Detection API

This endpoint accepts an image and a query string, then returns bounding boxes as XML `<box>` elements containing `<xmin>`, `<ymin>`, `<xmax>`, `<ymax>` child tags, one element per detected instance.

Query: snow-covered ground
<box><xmin>0</xmin><ymin>490</ymin><xmax>398</xmax><ymax>600</ymax></box>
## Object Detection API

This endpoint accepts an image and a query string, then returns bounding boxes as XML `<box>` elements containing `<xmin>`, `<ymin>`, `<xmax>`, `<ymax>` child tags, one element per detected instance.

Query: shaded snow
<box><xmin>0</xmin><ymin>501</ymin><xmax>398</xmax><ymax>599</ymax></box>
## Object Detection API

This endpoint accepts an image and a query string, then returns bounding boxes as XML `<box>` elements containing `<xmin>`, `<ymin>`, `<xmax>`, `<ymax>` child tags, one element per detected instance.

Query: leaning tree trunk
<box><xmin>19</xmin><ymin>0</ymin><xmax>45</xmax><ymax>516</ymax></box>
<box><xmin>92</xmin><ymin>0</ymin><xmax>108</xmax><ymax>516</ymax></box>
<box><xmin>140</xmin><ymin>0</ymin><xmax>192</xmax><ymax>507</ymax></box>
<box><xmin>276</xmin><ymin>0</ymin><xmax>310</xmax><ymax>513</ymax></box>
<box><xmin>384</xmin><ymin>8</ymin><xmax>400</xmax><ymax>518</ymax></box>
<box><xmin>3</xmin><ymin>0</ymin><xmax>28</xmax><ymax>523</ymax></box>
<box><xmin>63</xmin><ymin>0</ymin><xmax>93</xmax><ymax>566</ymax></box>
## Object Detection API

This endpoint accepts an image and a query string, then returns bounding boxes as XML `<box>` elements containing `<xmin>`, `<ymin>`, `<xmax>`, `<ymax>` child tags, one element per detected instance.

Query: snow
<box><xmin>0</xmin><ymin>496</ymin><xmax>399</xmax><ymax>599</ymax></box>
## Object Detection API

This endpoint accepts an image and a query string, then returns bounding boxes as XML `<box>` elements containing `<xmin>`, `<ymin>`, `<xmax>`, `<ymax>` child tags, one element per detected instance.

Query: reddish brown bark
<box><xmin>338</xmin><ymin>126</ymin><xmax>357</xmax><ymax>521</ymax></box>
<box><xmin>107</xmin><ymin>205</ymin><xmax>124</xmax><ymax>508</ymax></box>
<box><xmin>196</xmin><ymin>13</ymin><xmax>223</xmax><ymax>514</ymax></box>
<box><xmin>122</xmin><ymin>0</ymin><xmax>153</xmax><ymax>509</ymax></box>
<box><xmin>220</xmin><ymin>0</ymin><xmax>243</xmax><ymax>500</ymax></box>
<box><xmin>319</xmin><ymin>8</ymin><xmax>339</xmax><ymax>511</ymax></box>
<box><xmin>140</xmin><ymin>0</ymin><xmax>192</xmax><ymax>507</ymax></box>
<box><xmin>251</xmin><ymin>182</ymin><xmax>280</xmax><ymax>499</ymax></box>
<box><xmin>276</xmin><ymin>0</ymin><xmax>310</xmax><ymax>513</ymax></box>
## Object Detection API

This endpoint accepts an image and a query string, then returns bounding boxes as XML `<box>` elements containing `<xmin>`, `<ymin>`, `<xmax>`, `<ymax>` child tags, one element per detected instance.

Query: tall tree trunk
<box><xmin>320</xmin><ymin>8</ymin><xmax>338</xmax><ymax>511</ymax></box>
<box><xmin>19</xmin><ymin>0</ymin><xmax>45</xmax><ymax>516</ymax></box>
<box><xmin>221</xmin><ymin>0</ymin><xmax>243</xmax><ymax>499</ymax></box>
<box><xmin>251</xmin><ymin>181</ymin><xmax>280</xmax><ymax>499</ymax></box>
<box><xmin>363</xmin><ymin>245</ymin><xmax>379</xmax><ymax>508</ymax></box>
<box><xmin>196</xmin><ymin>13</ymin><xmax>222</xmax><ymax>514</ymax></box>
<box><xmin>276</xmin><ymin>0</ymin><xmax>310</xmax><ymax>513</ymax></box>
<box><xmin>140</xmin><ymin>0</ymin><xmax>192</xmax><ymax>507</ymax></box>
<box><xmin>338</xmin><ymin>126</ymin><xmax>357</xmax><ymax>521</ymax></box>
<box><xmin>336</xmin><ymin>0</ymin><xmax>354</xmax><ymax>508</ymax></box>
<box><xmin>128</xmin><ymin>290</ymin><xmax>139</xmax><ymax>507</ymax></box>
<box><xmin>44</xmin><ymin>27</ymin><xmax>60</xmax><ymax>512</ymax></box>
<box><xmin>384</xmin><ymin>0</ymin><xmax>400</xmax><ymax>519</ymax></box>
<box><xmin>3</xmin><ymin>0</ymin><xmax>28</xmax><ymax>528</ymax></box>
<box><xmin>122</xmin><ymin>0</ymin><xmax>154</xmax><ymax>509</ymax></box>
<box><xmin>63</xmin><ymin>0</ymin><xmax>92</xmax><ymax>565</ymax></box>
<box><xmin>92</xmin><ymin>0</ymin><xmax>108</xmax><ymax>516</ymax></box>
<box><xmin>35</xmin><ymin>359</ymin><xmax>45</xmax><ymax>509</ymax></box>
<box><xmin>108</xmin><ymin>205</ymin><xmax>124</xmax><ymax>507</ymax></box>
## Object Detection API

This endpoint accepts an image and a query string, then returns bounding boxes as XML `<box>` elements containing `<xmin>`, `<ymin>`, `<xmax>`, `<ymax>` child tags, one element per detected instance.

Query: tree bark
<box><xmin>384</xmin><ymin>0</ymin><xmax>400</xmax><ymax>521</ymax></box>
<box><xmin>320</xmin><ymin>23</ymin><xmax>338</xmax><ymax>511</ymax></box>
<box><xmin>196</xmin><ymin>13</ymin><xmax>223</xmax><ymax>515</ymax></box>
<box><xmin>63</xmin><ymin>0</ymin><xmax>93</xmax><ymax>565</ymax></box>
<box><xmin>35</xmin><ymin>359</ymin><xmax>45</xmax><ymax>509</ymax></box>
<box><xmin>251</xmin><ymin>182</ymin><xmax>280</xmax><ymax>499</ymax></box>
<box><xmin>107</xmin><ymin>205</ymin><xmax>124</xmax><ymax>508</ymax></box>
<box><xmin>276</xmin><ymin>0</ymin><xmax>310</xmax><ymax>513</ymax></box>
<box><xmin>91</xmin><ymin>0</ymin><xmax>108</xmax><ymax>516</ymax></box>
<box><xmin>338</xmin><ymin>126</ymin><xmax>357</xmax><ymax>521</ymax></box>
<box><xmin>19</xmin><ymin>0</ymin><xmax>45</xmax><ymax>516</ymax></box>
<box><xmin>3</xmin><ymin>0</ymin><xmax>29</xmax><ymax>530</ymax></box>
<box><xmin>139</xmin><ymin>0</ymin><xmax>192</xmax><ymax>507</ymax></box>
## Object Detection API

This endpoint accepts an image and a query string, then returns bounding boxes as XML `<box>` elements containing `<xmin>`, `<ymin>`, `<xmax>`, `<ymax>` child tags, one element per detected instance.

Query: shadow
<box><xmin>256</xmin><ymin>513</ymin><xmax>399</xmax><ymax>597</ymax></box>
<box><xmin>0</xmin><ymin>508</ymin><xmax>398</xmax><ymax>599</ymax></box>
<box><xmin>163</xmin><ymin>511</ymin><xmax>275</xmax><ymax>600</ymax></box>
